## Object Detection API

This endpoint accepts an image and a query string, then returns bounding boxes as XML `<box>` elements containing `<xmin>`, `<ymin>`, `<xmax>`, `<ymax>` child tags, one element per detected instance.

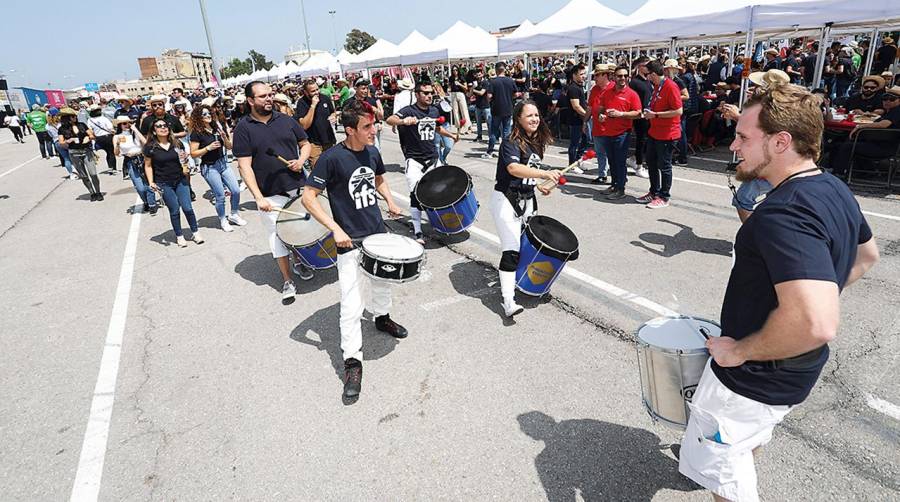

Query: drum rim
<box><xmin>524</xmin><ymin>216</ymin><xmax>579</xmax><ymax>258</ymax></box>
<box><xmin>414</xmin><ymin>166</ymin><xmax>474</xmax><ymax>210</ymax></box>
<box><xmin>635</xmin><ymin>315</ymin><xmax>720</xmax><ymax>354</ymax></box>
<box><xmin>359</xmin><ymin>233</ymin><xmax>425</xmax><ymax>262</ymax></box>
<box><xmin>276</xmin><ymin>195</ymin><xmax>333</xmax><ymax>247</ymax></box>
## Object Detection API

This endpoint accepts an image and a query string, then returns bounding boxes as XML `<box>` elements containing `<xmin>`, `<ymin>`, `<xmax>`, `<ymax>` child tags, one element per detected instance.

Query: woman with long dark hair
<box><xmin>114</xmin><ymin>116</ymin><xmax>157</xmax><ymax>214</ymax></box>
<box><xmin>144</xmin><ymin>118</ymin><xmax>204</xmax><ymax>247</ymax></box>
<box><xmin>58</xmin><ymin>107</ymin><xmax>102</xmax><ymax>200</ymax></box>
<box><xmin>490</xmin><ymin>99</ymin><xmax>561</xmax><ymax>317</ymax></box>
<box><xmin>189</xmin><ymin>104</ymin><xmax>245</xmax><ymax>232</ymax></box>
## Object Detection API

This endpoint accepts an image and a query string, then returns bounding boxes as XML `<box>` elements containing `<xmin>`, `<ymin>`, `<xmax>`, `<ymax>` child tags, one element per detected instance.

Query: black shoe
<box><xmin>143</xmin><ymin>202</ymin><xmax>150</xmax><ymax>212</ymax></box>
<box><xmin>343</xmin><ymin>358</ymin><xmax>362</xmax><ymax>399</ymax></box>
<box><xmin>591</xmin><ymin>176</ymin><xmax>608</xmax><ymax>184</ymax></box>
<box><xmin>190</xmin><ymin>189</ymin><xmax>196</xmax><ymax>202</ymax></box>
<box><xmin>96</xmin><ymin>193</ymin><xmax>105</xmax><ymax>201</ymax></box>
<box><xmin>149</xmin><ymin>205</ymin><xmax>159</xmax><ymax>215</ymax></box>
<box><xmin>606</xmin><ymin>188</ymin><xmax>627</xmax><ymax>200</ymax></box>
<box><xmin>674</xmin><ymin>159</ymin><xmax>688</xmax><ymax>166</ymax></box>
<box><xmin>90</xmin><ymin>193</ymin><xmax>98</xmax><ymax>201</ymax></box>
<box><xmin>375</xmin><ymin>314</ymin><xmax>408</xmax><ymax>339</ymax></box>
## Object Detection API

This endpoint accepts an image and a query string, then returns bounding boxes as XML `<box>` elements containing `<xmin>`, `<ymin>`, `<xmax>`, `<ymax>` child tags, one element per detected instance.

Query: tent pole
<box><xmin>732</xmin><ymin>6</ymin><xmax>757</xmax><ymax>167</ymax></box>
<box><xmin>811</xmin><ymin>23</ymin><xmax>833</xmax><ymax>89</ymax></box>
<box><xmin>863</xmin><ymin>28</ymin><xmax>879</xmax><ymax>77</ymax></box>
<box><xmin>727</xmin><ymin>38</ymin><xmax>736</xmax><ymax>77</ymax></box>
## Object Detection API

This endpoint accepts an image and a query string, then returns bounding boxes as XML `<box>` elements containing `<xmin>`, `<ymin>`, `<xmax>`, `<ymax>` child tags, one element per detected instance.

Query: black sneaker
<box><xmin>600</xmin><ymin>186</ymin><xmax>617</xmax><ymax>195</ymax></box>
<box><xmin>292</xmin><ymin>261</ymin><xmax>314</xmax><ymax>281</ymax></box>
<box><xmin>414</xmin><ymin>232</ymin><xmax>425</xmax><ymax>245</ymax></box>
<box><xmin>90</xmin><ymin>193</ymin><xmax>98</xmax><ymax>201</ymax></box>
<box><xmin>96</xmin><ymin>193</ymin><xmax>105</xmax><ymax>201</ymax></box>
<box><xmin>606</xmin><ymin>188</ymin><xmax>627</xmax><ymax>200</ymax></box>
<box><xmin>674</xmin><ymin>159</ymin><xmax>688</xmax><ymax>166</ymax></box>
<box><xmin>190</xmin><ymin>189</ymin><xmax>196</xmax><ymax>202</ymax></box>
<box><xmin>591</xmin><ymin>176</ymin><xmax>608</xmax><ymax>184</ymax></box>
<box><xmin>149</xmin><ymin>205</ymin><xmax>159</xmax><ymax>215</ymax></box>
<box><xmin>343</xmin><ymin>358</ymin><xmax>362</xmax><ymax>399</ymax></box>
<box><xmin>375</xmin><ymin>314</ymin><xmax>408</xmax><ymax>339</ymax></box>
<box><xmin>143</xmin><ymin>202</ymin><xmax>150</xmax><ymax>213</ymax></box>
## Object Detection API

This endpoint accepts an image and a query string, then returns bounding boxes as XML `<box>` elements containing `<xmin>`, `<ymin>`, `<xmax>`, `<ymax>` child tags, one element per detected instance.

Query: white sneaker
<box><xmin>282</xmin><ymin>280</ymin><xmax>296</xmax><ymax>305</ymax></box>
<box><xmin>503</xmin><ymin>299</ymin><xmax>525</xmax><ymax>318</ymax></box>
<box><xmin>570</xmin><ymin>163</ymin><xmax>585</xmax><ymax>175</ymax></box>
<box><xmin>220</xmin><ymin>218</ymin><xmax>234</xmax><ymax>232</ymax></box>
<box><xmin>227</xmin><ymin>213</ymin><xmax>248</xmax><ymax>226</ymax></box>
<box><xmin>635</xmin><ymin>166</ymin><xmax>650</xmax><ymax>179</ymax></box>
<box><xmin>238</xmin><ymin>180</ymin><xmax>248</xmax><ymax>192</ymax></box>
<box><xmin>192</xmin><ymin>231</ymin><xmax>205</xmax><ymax>244</ymax></box>
<box><xmin>626</xmin><ymin>157</ymin><xmax>637</xmax><ymax>169</ymax></box>
<box><xmin>176</xmin><ymin>236</ymin><xmax>188</xmax><ymax>247</ymax></box>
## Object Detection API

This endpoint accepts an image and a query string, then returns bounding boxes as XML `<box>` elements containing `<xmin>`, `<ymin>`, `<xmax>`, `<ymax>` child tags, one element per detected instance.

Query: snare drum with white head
<box><xmin>636</xmin><ymin>316</ymin><xmax>721</xmax><ymax>430</ymax></box>
<box><xmin>276</xmin><ymin>196</ymin><xmax>338</xmax><ymax>269</ymax></box>
<box><xmin>358</xmin><ymin>233</ymin><xmax>426</xmax><ymax>283</ymax></box>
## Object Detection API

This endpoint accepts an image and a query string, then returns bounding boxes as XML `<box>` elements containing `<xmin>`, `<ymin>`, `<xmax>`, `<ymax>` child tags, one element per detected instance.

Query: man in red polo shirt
<box><xmin>637</xmin><ymin>59</ymin><xmax>683</xmax><ymax>208</ymax></box>
<box><xmin>596</xmin><ymin>65</ymin><xmax>644</xmax><ymax>200</ymax></box>
<box><xmin>588</xmin><ymin>63</ymin><xmax>615</xmax><ymax>184</ymax></box>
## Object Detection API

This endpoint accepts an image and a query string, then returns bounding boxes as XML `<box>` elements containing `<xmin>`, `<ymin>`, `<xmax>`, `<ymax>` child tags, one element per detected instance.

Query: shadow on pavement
<box><xmin>233</xmin><ymin>253</ymin><xmax>338</xmax><ymax>292</ymax></box>
<box><xmin>448</xmin><ymin>260</ymin><xmax>515</xmax><ymax>325</ymax></box>
<box><xmin>518</xmin><ymin>411</ymin><xmax>700</xmax><ymax>501</ymax></box>
<box><xmin>631</xmin><ymin>218</ymin><xmax>732</xmax><ymax>258</ymax></box>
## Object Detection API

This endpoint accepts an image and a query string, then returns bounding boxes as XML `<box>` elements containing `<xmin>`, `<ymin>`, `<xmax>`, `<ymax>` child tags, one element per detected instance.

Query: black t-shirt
<box><xmin>763</xmin><ymin>56</ymin><xmax>782</xmax><ymax>71</ymax></box>
<box><xmin>394</xmin><ymin>104</ymin><xmax>439</xmax><ymax>161</ymax></box>
<box><xmin>802</xmin><ymin>53</ymin><xmax>818</xmax><ymax>83</ymax></box>
<box><xmin>232</xmin><ymin>111</ymin><xmax>309</xmax><ymax>197</ymax></box>
<box><xmin>513</xmin><ymin>70</ymin><xmax>530</xmax><ymax>93</ymax></box>
<box><xmin>450</xmin><ymin>76</ymin><xmax>466</xmax><ymax>93</ymax></box>
<box><xmin>836</xmin><ymin>57</ymin><xmax>855</xmax><ymax>83</ymax></box>
<box><xmin>489</xmin><ymin>76</ymin><xmax>517</xmax><ymax>118</ymax></box>
<box><xmin>629</xmin><ymin>76</ymin><xmax>653</xmax><ymax>108</ymax></box>
<box><xmin>305</xmin><ymin>142</ymin><xmax>386</xmax><ymax>239</ymax></box>
<box><xmin>875</xmin><ymin>44</ymin><xmax>897</xmax><ymax>72</ymax></box>
<box><xmin>142</xmin><ymin>143</ymin><xmax>185</xmax><ymax>183</ymax></box>
<box><xmin>474</xmin><ymin>79</ymin><xmax>491</xmax><ymax>109</ymax></box>
<box><xmin>566</xmin><ymin>82</ymin><xmax>586</xmax><ymax>126</ymax></box>
<box><xmin>139</xmin><ymin>113</ymin><xmax>185</xmax><ymax>137</ymax></box>
<box><xmin>715</xmin><ymin>172</ymin><xmax>872</xmax><ymax>406</ymax></box>
<box><xmin>58</xmin><ymin>122</ymin><xmax>91</xmax><ymax>150</ymax></box>
<box><xmin>190</xmin><ymin>128</ymin><xmax>225</xmax><ymax>165</ymax></box>
<box><xmin>871</xmin><ymin>106</ymin><xmax>900</xmax><ymax>146</ymax></box>
<box><xmin>495</xmin><ymin>139</ymin><xmax>542</xmax><ymax>193</ymax></box>
<box><xmin>531</xmin><ymin>91</ymin><xmax>552</xmax><ymax>119</ymax></box>
<box><xmin>294</xmin><ymin>96</ymin><xmax>337</xmax><ymax>146</ymax></box>
<box><xmin>706</xmin><ymin>61</ymin><xmax>725</xmax><ymax>86</ymax></box>
<box><xmin>845</xmin><ymin>92</ymin><xmax>884</xmax><ymax>113</ymax></box>
<box><xmin>784</xmin><ymin>56</ymin><xmax>803</xmax><ymax>84</ymax></box>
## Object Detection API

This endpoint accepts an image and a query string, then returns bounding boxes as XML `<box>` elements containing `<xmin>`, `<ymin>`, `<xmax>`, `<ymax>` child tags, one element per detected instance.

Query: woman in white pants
<box><xmin>490</xmin><ymin>100</ymin><xmax>561</xmax><ymax>317</ymax></box>
<box><xmin>449</xmin><ymin>67</ymin><xmax>472</xmax><ymax>135</ymax></box>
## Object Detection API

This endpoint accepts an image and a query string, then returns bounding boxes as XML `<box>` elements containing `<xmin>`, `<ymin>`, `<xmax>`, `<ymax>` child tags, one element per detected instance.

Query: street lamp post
<box><xmin>198</xmin><ymin>0</ymin><xmax>223</xmax><ymax>84</ymax></box>
<box><xmin>329</xmin><ymin>10</ymin><xmax>338</xmax><ymax>55</ymax></box>
<box><xmin>299</xmin><ymin>0</ymin><xmax>312</xmax><ymax>57</ymax></box>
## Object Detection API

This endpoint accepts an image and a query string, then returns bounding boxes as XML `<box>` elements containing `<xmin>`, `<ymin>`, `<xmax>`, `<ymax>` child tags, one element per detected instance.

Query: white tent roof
<box><xmin>298</xmin><ymin>52</ymin><xmax>341</xmax><ymax>76</ymax></box>
<box><xmin>506</xmin><ymin>20</ymin><xmax>537</xmax><ymax>39</ymax></box>
<box><xmin>395</xmin><ymin>30</ymin><xmax>449</xmax><ymax>65</ymax></box>
<box><xmin>498</xmin><ymin>0</ymin><xmax>629</xmax><ymax>53</ymax></box>
<box><xmin>431</xmin><ymin>21</ymin><xmax>498</xmax><ymax>60</ymax></box>
<box><xmin>344</xmin><ymin>38</ymin><xmax>400</xmax><ymax>70</ymax></box>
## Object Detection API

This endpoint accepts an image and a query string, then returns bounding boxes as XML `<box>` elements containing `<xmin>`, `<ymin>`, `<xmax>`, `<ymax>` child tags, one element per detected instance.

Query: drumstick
<box><xmin>272</xmin><ymin>207</ymin><xmax>309</xmax><ymax>218</ymax></box>
<box><xmin>265</xmin><ymin>147</ymin><xmax>292</xmax><ymax>167</ymax></box>
<box><xmin>538</xmin><ymin>149</ymin><xmax>597</xmax><ymax>190</ymax></box>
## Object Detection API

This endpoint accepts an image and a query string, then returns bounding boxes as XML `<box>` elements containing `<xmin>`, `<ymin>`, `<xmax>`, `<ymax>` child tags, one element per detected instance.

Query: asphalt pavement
<box><xmin>1</xmin><ymin>127</ymin><xmax>898</xmax><ymax>501</ymax></box>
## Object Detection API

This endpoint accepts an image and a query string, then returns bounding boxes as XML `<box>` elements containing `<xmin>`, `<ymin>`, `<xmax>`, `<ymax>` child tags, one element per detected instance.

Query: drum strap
<box><xmin>504</xmin><ymin>188</ymin><xmax>536</xmax><ymax>218</ymax></box>
<box><xmin>409</xmin><ymin>157</ymin><xmax>437</xmax><ymax>173</ymax></box>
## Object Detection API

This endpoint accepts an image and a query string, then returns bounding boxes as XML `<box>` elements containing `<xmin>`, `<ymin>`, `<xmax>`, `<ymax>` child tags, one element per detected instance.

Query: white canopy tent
<box><xmin>428</xmin><ymin>21</ymin><xmax>499</xmax><ymax>60</ymax></box>
<box><xmin>297</xmin><ymin>52</ymin><xmax>341</xmax><ymax>76</ymax></box>
<box><xmin>397</xmin><ymin>30</ymin><xmax>448</xmax><ymax>66</ymax></box>
<box><xmin>506</xmin><ymin>20</ymin><xmax>537</xmax><ymax>39</ymax></box>
<box><xmin>497</xmin><ymin>0</ymin><xmax>629</xmax><ymax>53</ymax></box>
<box><xmin>344</xmin><ymin>38</ymin><xmax>400</xmax><ymax>70</ymax></box>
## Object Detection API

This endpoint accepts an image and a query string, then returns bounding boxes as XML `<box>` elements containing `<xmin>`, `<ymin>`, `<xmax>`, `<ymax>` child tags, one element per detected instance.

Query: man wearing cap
<box><xmin>763</xmin><ymin>48</ymin><xmax>782</xmax><ymax>72</ymax></box>
<box><xmin>346</xmin><ymin>78</ymin><xmax>384</xmax><ymax>150</ymax></box>
<box><xmin>638</xmin><ymin>60</ymin><xmax>683</xmax><ymax>209</ymax></box>
<box><xmin>140</xmin><ymin>95</ymin><xmax>186</xmax><ymax>139</ymax></box>
<box><xmin>596</xmin><ymin>65</ymin><xmax>643</xmax><ymax>200</ymax></box>
<box><xmin>283</xmin><ymin>82</ymin><xmax>300</xmax><ymax>107</ymax></box>
<box><xmin>26</xmin><ymin>104</ymin><xmax>54</xmax><ymax>159</ymax></box>
<box><xmin>830</xmin><ymin>86</ymin><xmax>900</xmax><ymax>178</ymax></box>
<box><xmin>233</xmin><ymin>81</ymin><xmax>313</xmax><ymax>305</ymax></box>
<box><xmin>846</xmin><ymin>76</ymin><xmax>886</xmax><ymax>115</ymax></box>
<box><xmin>588</xmin><ymin>63</ymin><xmax>613</xmax><ymax>183</ymax></box>
<box><xmin>874</xmin><ymin>36</ymin><xmax>898</xmax><ymax>74</ymax></box>
<box><xmin>296</xmin><ymin>79</ymin><xmax>338</xmax><ymax>167</ymax></box>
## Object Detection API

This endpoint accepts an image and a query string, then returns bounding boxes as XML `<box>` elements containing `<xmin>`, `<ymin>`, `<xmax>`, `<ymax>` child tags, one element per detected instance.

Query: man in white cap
<box><xmin>763</xmin><ymin>48</ymin><xmax>782</xmax><ymax>72</ymax></box>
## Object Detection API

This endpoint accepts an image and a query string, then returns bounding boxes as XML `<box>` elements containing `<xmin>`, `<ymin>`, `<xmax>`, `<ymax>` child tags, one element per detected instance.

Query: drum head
<box><xmin>361</xmin><ymin>233</ymin><xmax>424</xmax><ymax>261</ymax></box>
<box><xmin>525</xmin><ymin>215</ymin><xmax>579</xmax><ymax>261</ymax></box>
<box><xmin>637</xmin><ymin>317</ymin><xmax>721</xmax><ymax>351</ymax></box>
<box><xmin>276</xmin><ymin>196</ymin><xmax>332</xmax><ymax>246</ymax></box>
<box><xmin>415</xmin><ymin>165</ymin><xmax>470</xmax><ymax>209</ymax></box>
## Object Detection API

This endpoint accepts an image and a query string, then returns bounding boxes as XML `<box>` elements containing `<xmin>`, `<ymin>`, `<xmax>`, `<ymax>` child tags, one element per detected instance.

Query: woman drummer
<box><xmin>491</xmin><ymin>100</ymin><xmax>561</xmax><ymax>318</ymax></box>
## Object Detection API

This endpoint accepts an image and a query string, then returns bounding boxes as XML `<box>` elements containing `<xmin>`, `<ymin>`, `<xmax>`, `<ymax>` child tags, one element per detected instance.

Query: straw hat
<box><xmin>88</xmin><ymin>104</ymin><xmax>101</xmax><ymax>112</ymax></box>
<box><xmin>663</xmin><ymin>59</ymin><xmax>682</xmax><ymax>70</ymax></box>
<box><xmin>148</xmin><ymin>94</ymin><xmax>167</xmax><ymax>103</ymax></box>
<box><xmin>114</xmin><ymin>116</ymin><xmax>133</xmax><ymax>125</ymax></box>
<box><xmin>699</xmin><ymin>54</ymin><xmax>711</xmax><ymax>62</ymax></box>
<box><xmin>592</xmin><ymin>63</ymin><xmax>610</xmax><ymax>74</ymax></box>
<box><xmin>200</xmin><ymin>97</ymin><xmax>219</xmax><ymax>107</ymax></box>
<box><xmin>283</xmin><ymin>82</ymin><xmax>297</xmax><ymax>90</ymax></box>
<box><xmin>273</xmin><ymin>93</ymin><xmax>291</xmax><ymax>104</ymax></box>
<box><xmin>234</xmin><ymin>94</ymin><xmax>246</xmax><ymax>104</ymax></box>
<box><xmin>883</xmin><ymin>36</ymin><xmax>895</xmax><ymax>45</ymax></box>
<box><xmin>886</xmin><ymin>86</ymin><xmax>900</xmax><ymax>98</ymax></box>
<box><xmin>397</xmin><ymin>78</ymin><xmax>414</xmax><ymax>90</ymax></box>
<box><xmin>59</xmin><ymin>107</ymin><xmax>77</xmax><ymax>116</ymax></box>
<box><xmin>714</xmin><ymin>82</ymin><xmax>729</xmax><ymax>89</ymax></box>
<box><xmin>862</xmin><ymin>75</ymin><xmax>886</xmax><ymax>90</ymax></box>
<box><xmin>748</xmin><ymin>69</ymin><xmax>790</xmax><ymax>88</ymax></box>
<box><xmin>686</xmin><ymin>56</ymin><xmax>699</xmax><ymax>64</ymax></box>
<box><xmin>764</xmin><ymin>48</ymin><xmax>779</xmax><ymax>56</ymax></box>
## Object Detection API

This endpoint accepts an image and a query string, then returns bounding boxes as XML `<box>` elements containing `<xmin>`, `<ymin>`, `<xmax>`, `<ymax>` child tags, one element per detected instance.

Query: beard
<box><xmin>252</xmin><ymin>103</ymin><xmax>272</xmax><ymax>116</ymax></box>
<box><xmin>735</xmin><ymin>147</ymin><xmax>772</xmax><ymax>182</ymax></box>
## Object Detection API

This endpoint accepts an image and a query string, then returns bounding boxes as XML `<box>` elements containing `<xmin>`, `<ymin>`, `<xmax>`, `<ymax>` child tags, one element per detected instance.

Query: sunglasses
<box><xmin>418</xmin><ymin>90</ymin><xmax>434</xmax><ymax>95</ymax></box>
<box><xmin>615</xmin><ymin>74</ymin><xmax>629</xmax><ymax>78</ymax></box>
<box><xmin>154</xmin><ymin>123</ymin><xmax>169</xmax><ymax>129</ymax></box>
<box><xmin>150</xmin><ymin>103</ymin><xmax>164</xmax><ymax>108</ymax></box>
<box><xmin>201</xmin><ymin>111</ymin><xmax>211</xmax><ymax>117</ymax></box>
<box><xmin>862</xmin><ymin>86</ymin><xmax>878</xmax><ymax>90</ymax></box>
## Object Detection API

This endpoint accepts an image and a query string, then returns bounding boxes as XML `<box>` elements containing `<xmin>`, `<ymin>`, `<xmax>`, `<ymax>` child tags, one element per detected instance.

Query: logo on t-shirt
<box><xmin>417</xmin><ymin>118</ymin><xmax>436</xmax><ymax>141</ymax></box>
<box><xmin>348</xmin><ymin>166</ymin><xmax>377</xmax><ymax>210</ymax></box>
<box><xmin>523</xmin><ymin>153</ymin><xmax>542</xmax><ymax>186</ymax></box>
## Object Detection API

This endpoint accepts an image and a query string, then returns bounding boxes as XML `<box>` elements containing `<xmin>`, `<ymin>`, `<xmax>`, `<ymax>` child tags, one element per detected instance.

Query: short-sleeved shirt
<box><xmin>715</xmin><ymin>172</ymin><xmax>872</xmax><ymax>405</ymax></box>
<box><xmin>566</xmin><ymin>82</ymin><xmax>586</xmax><ymax>126</ymax></box>
<box><xmin>870</xmin><ymin>106</ymin><xmax>900</xmax><ymax>146</ymax></box>
<box><xmin>394</xmin><ymin>104</ymin><xmax>440</xmax><ymax>162</ymax></box>
<box><xmin>232</xmin><ymin>111</ymin><xmax>309</xmax><ymax>197</ymax></box>
<box><xmin>25</xmin><ymin>111</ymin><xmax>48</xmax><ymax>132</ymax></box>
<box><xmin>495</xmin><ymin>139</ymin><xmax>542</xmax><ymax>193</ymax></box>
<box><xmin>531</xmin><ymin>91</ymin><xmax>552</xmax><ymax>119</ymax></box>
<box><xmin>648</xmin><ymin>77</ymin><xmax>683</xmax><ymax>141</ymax></box>
<box><xmin>783</xmin><ymin>56</ymin><xmax>803</xmax><ymax>84</ymax></box>
<box><xmin>139</xmin><ymin>113</ymin><xmax>184</xmax><ymax>137</ymax></box>
<box><xmin>58</xmin><ymin>122</ymin><xmax>91</xmax><ymax>150</ymax></box>
<box><xmin>588</xmin><ymin>82</ymin><xmax>613</xmax><ymax>136</ymax></box>
<box><xmin>731</xmin><ymin>178</ymin><xmax>772</xmax><ymax>212</ymax></box>
<box><xmin>844</xmin><ymin>92</ymin><xmax>883</xmax><ymax>113</ymax></box>
<box><xmin>190</xmin><ymin>127</ymin><xmax>225</xmax><ymax>165</ymax></box>
<box><xmin>142</xmin><ymin>143</ymin><xmax>185</xmax><ymax>183</ymax></box>
<box><xmin>473</xmin><ymin>79</ymin><xmax>491</xmax><ymax>109</ymax></box>
<box><xmin>294</xmin><ymin>96</ymin><xmax>337</xmax><ymax>145</ymax></box>
<box><xmin>763</xmin><ymin>56</ymin><xmax>782</xmax><ymax>71</ymax></box>
<box><xmin>629</xmin><ymin>75</ymin><xmax>653</xmax><ymax>108</ymax></box>
<box><xmin>305</xmin><ymin>142</ymin><xmax>386</xmax><ymax>239</ymax></box>
<box><xmin>489</xmin><ymin>76</ymin><xmax>517</xmax><ymax>118</ymax></box>
<box><xmin>597</xmin><ymin>85</ymin><xmax>643</xmax><ymax>137</ymax></box>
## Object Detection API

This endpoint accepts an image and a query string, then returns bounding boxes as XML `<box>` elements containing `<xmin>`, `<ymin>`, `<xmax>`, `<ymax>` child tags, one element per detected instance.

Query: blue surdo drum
<box><xmin>275</xmin><ymin>195</ymin><xmax>338</xmax><ymax>269</ymax></box>
<box><xmin>516</xmin><ymin>215</ymin><xmax>579</xmax><ymax>296</ymax></box>
<box><xmin>414</xmin><ymin>165</ymin><xmax>479</xmax><ymax>234</ymax></box>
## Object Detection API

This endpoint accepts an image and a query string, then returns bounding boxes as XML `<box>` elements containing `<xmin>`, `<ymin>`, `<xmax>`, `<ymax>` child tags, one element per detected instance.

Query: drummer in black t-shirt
<box><xmin>490</xmin><ymin>100</ymin><xmax>561</xmax><ymax>318</ymax></box>
<box><xmin>295</xmin><ymin>79</ymin><xmax>338</xmax><ymax>167</ymax></box>
<box><xmin>678</xmin><ymin>84</ymin><xmax>879</xmax><ymax>502</ymax></box>
<box><xmin>385</xmin><ymin>79</ymin><xmax>458</xmax><ymax>244</ymax></box>
<box><xmin>233</xmin><ymin>81</ymin><xmax>313</xmax><ymax>305</ymax></box>
<box><xmin>302</xmin><ymin>100</ymin><xmax>406</xmax><ymax>402</ymax></box>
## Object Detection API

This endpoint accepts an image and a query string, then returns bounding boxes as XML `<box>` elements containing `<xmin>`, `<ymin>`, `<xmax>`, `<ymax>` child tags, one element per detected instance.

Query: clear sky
<box><xmin>0</xmin><ymin>0</ymin><xmax>644</xmax><ymax>90</ymax></box>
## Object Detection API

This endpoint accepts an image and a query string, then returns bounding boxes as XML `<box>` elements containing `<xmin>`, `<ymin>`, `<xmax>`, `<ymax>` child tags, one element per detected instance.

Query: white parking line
<box><xmin>390</xmin><ymin>191</ymin><xmax>677</xmax><ymax>318</ymax></box>
<box><xmin>70</xmin><ymin>197</ymin><xmax>143</xmax><ymax>502</ymax></box>
<box><xmin>865</xmin><ymin>394</ymin><xmax>900</xmax><ymax>421</ymax></box>
<box><xmin>0</xmin><ymin>155</ymin><xmax>42</xmax><ymax>179</ymax></box>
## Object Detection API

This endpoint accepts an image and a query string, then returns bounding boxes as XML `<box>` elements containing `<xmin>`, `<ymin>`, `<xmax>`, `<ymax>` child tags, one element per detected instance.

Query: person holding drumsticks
<box><xmin>233</xmin><ymin>81</ymin><xmax>313</xmax><ymax>305</ymax></box>
<box><xmin>678</xmin><ymin>83</ymin><xmax>879</xmax><ymax>502</ymax></box>
<box><xmin>490</xmin><ymin>100</ymin><xmax>561</xmax><ymax>318</ymax></box>
<box><xmin>301</xmin><ymin>100</ymin><xmax>407</xmax><ymax>402</ymax></box>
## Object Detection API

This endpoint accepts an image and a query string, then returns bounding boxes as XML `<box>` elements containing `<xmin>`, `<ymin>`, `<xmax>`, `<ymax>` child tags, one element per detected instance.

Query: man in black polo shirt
<box><xmin>483</xmin><ymin>62</ymin><xmax>517</xmax><ymax>159</ymax></box>
<box><xmin>295</xmin><ymin>79</ymin><xmax>337</xmax><ymax>167</ymax></box>
<box><xmin>385</xmin><ymin>79</ymin><xmax>458</xmax><ymax>244</ymax></box>
<box><xmin>679</xmin><ymin>84</ymin><xmax>879</xmax><ymax>502</ymax></box>
<box><xmin>302</xmin><ymin>100</ymin><xmax>406</xmax><ymax>402</ymax></box>
<box><xmin>233</xmin><ymin>81</ymin><xmax>313</xmax><ymax>305</ymax></box>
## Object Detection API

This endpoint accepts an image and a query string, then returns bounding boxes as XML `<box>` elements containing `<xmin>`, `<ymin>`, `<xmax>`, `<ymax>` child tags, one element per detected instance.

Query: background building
<box><xmin>138</xmin><ymin>49</ymin><xmax>213</xmax><ymax>83</ymax></box>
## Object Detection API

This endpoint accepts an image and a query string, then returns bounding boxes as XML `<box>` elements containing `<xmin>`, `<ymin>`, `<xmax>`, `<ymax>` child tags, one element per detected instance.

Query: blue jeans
<box><xmin>201</xmin><ymin>157</ymin><xmax>240</xmax><ymax>218</ymax></box>
<box><xmin>434</xmin><ymin>126</ymin><xmax>455</xmax><ymax>164</ymax></box>
<box><xmin>124</xmin><ymin>156</ymin><xmax>156</xmax><ymax>207</ymax></box>
<box><xmin>600</xmin><ymin>133</ymin><xmax>630</xmax><ymax>189</ymax></box>
<box><xmin>158</xmin><ymin>177</ymin><xmax>198</xmax><ymax>237</ymax></box>
<box><xmin>591</xmin><ymin>136</ymin><xmax>609</xmax><ymax>177</ymax></box>
<box><xmin>568</xmin><ymin>124</ymin><xmax>585</xmax><ymax>164</ymax></box>
<box><xmin>474</xmin><ymin>107</ymin><xmax>491</xmax><ymax>140</ymax></box>
<box><xmin>487</xmin><ymin>115</ymin><xmax>511</xmax><ymax>154</ymax></box>
<box><xmin>676</xmin><ymin>114</ymin><xmax>689</xmax><ymax>162</ymax></box>
<box><xmin>646</xmin><ymin>137</ymin><xmax>675</xmax><ymax>199</ymax></box>
<box><xmin>55</xmin><ymin>141</ymin><xmax>73</xmax><ymax>175</ymax></box>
